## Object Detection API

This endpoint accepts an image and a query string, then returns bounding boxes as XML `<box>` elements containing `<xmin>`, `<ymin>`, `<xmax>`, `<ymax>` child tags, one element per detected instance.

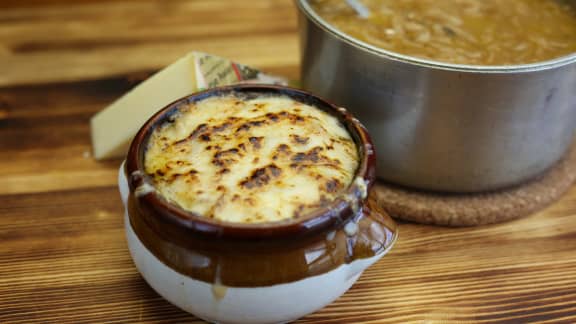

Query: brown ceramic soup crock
<box><xmin>118</xmin><ymin>84</ymin><xmax>398</xmax><ymax>324</ymax></box>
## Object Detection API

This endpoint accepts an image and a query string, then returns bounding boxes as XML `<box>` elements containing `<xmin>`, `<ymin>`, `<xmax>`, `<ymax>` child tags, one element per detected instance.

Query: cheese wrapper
<box><xmin>90</xmin><ymin>52</ymin><xmax>287</xmax><ymax>160</ymax></box>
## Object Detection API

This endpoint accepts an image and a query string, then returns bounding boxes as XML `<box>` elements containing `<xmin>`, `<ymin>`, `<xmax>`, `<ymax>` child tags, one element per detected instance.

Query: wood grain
<box><xmin>0</xmin><ymin>0</ymin><xmax>299</xmax><ymax>86</ymax></box>
<box><xmin>1</xmin><ymin>0</ymin><xmax>576</xmax><ymax>323</ymax></box>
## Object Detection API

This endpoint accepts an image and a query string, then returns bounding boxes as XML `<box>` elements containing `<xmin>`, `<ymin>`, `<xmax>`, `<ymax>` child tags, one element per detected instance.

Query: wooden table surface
<box><xmin>1</xmin><ymin>1</ymin><xmax>576</xmax><ymax>323</ymax></box>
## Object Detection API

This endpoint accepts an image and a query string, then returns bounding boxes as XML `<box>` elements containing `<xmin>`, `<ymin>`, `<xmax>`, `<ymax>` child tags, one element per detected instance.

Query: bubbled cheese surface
<box><xmin>144</xmin><ymin>94</ymin><xmax>359</xmax><ymax>223</ymax></box>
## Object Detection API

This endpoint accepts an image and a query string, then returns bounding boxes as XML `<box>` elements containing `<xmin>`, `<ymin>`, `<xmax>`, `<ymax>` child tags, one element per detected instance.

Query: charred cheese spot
<box><xmin>249</xmin><ymin>136</ymin><xmax>263</xmax><ymax>149</ymax></box>
<box><xmin>144</xmin><ymin>94</ymin><xmax>359</xmax><ymax>223</ymax></box>
<box><xmin>325</xmin><ymin>179</ymin><xmax>342</xmax><ymax>193</ymax></box>
<box><xmin>212</xmin><ymin>148</ymin><xmax>241</xmax><ymax>168</ymax></box>
<box><xmin>290</xmin><ymin>134</ymin><xmax>310</xmax><ymax>145</ymax></box>
<box><xmin>240</xmin><ymin>164</ymin><xmax>282</xmax><ymax>189</ymax></box>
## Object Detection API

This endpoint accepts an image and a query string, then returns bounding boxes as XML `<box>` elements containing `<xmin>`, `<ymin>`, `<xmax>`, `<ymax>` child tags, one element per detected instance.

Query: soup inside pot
<box><xmin>309</xmin><ymin>0</ymin><xmax>576</xmax><ymax>65</ymax></box>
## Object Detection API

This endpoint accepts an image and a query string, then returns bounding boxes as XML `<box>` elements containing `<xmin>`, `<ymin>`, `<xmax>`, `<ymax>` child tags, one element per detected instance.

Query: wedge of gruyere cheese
<box><xmin>90</xmin><ymin>51</ymin><xmax>287</xmax><ymax>160</ymax></box>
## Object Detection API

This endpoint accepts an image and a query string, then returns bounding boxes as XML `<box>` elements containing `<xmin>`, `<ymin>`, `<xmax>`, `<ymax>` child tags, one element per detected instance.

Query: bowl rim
<box><xmin>296</xmin><ymin>0</ymin><xmax>576</xmax><ymax>74</ymax></box>
<box><xmin>125</xmin><ymin>84</ymin><xmax>376</xmax><ymax>241</ymax></box>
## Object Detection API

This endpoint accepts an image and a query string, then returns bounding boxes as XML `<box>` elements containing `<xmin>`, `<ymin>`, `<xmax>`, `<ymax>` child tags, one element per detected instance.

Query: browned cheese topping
<box><xmin>144</xmin><ymin>94</ymin><xmax>359</xmax><ymax>223</ymax></box>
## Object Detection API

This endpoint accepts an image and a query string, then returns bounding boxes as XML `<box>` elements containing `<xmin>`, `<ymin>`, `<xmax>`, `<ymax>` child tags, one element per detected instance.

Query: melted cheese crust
<box><xmin>144</xmin><ymin>94</ymin><xmax>359</xmax><ymax>223</ymax></box>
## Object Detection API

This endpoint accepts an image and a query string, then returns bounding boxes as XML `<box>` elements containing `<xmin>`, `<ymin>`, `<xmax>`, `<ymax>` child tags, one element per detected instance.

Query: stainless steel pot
<box><xmin>296</xmin><ymin>0</ymin><xmax>576</xmax><ymax>192</ymax></box>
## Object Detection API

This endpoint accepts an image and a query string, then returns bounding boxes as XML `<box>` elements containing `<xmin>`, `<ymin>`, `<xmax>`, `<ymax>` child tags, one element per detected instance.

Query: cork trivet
<box><xmin>373</xmin><ymin>145</ymin><xmax>576</xmax><ymax>226</ymax></box>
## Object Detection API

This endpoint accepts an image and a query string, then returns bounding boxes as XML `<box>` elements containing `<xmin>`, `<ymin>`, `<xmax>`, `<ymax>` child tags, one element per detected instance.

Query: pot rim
<box><xmin>125</xmin><ymin>84</ymin><xmax>376</xmax><ymax>240</ymax></box>
<box><xmin>296</xmin><ymin>0</ymin><xmax>576</xmax><ymax>74</ymax></box>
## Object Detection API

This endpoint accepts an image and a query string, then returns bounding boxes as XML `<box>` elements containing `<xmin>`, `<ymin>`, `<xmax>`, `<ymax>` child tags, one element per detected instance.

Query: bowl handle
<box><xmin>346</xmin><ymin>193</ymin><xmax>398</xmax><ymax>279</ymax></box>
<box><xmin>118</xmin><ymin>161</ymin><xmax>129</xmax><ymax>208</ymax></box>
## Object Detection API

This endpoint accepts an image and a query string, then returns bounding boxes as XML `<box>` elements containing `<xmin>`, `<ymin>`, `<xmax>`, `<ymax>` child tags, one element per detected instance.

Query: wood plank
<box><xmin>0</xmin><ymin>187</ymin><xmax>197</xmax><ymax>323</ymax></box>
<box><xmin>0</xmin><ymin>0</ymin><xmax>299</xmax><ymax>86</ymax></box>
<box><xmin>1</xmin><ymin>185</ymin><xmax>576</xmax><ymax>323</ymax></box>
<box><xmin>0</xmin><ymin>35</ymin><xmax>298</xmax><ymax>87</ymax></box>
<box><xmin>0</xmin><ymin>78</ymin><xmax>129</xmax><ymax>194</ymax></box>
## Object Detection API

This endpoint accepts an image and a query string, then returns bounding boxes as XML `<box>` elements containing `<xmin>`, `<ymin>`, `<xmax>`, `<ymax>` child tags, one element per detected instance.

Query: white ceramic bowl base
<box><xmin>120</xmin><ymin>165</ymin><xmax>388</xmax><ymax>324</ymax></box>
